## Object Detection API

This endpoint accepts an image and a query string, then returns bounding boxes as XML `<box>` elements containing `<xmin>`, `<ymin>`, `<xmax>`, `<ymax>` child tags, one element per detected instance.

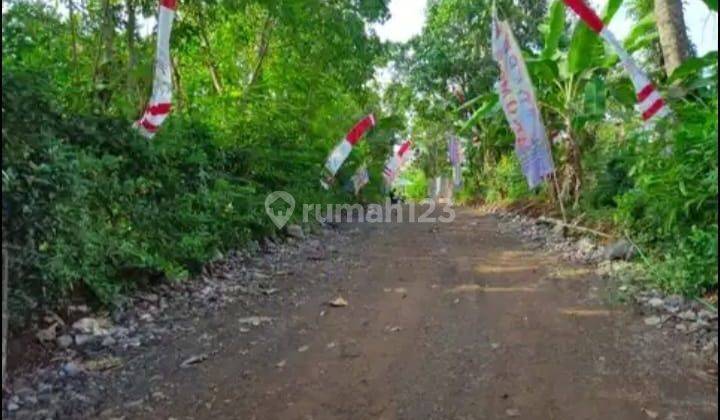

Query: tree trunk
<box><xmin>240</xmin><ymin>15</ymin><xmax>275</xmax><ymax>105</ymax></box>
<box><xmin>197</xmin><ymin>9</ymin><xmax>223</xmax><ymax>95</ymax></box>
<box><xmin>654</xmin><ymin>0</ymin><xmax>692</xmax><ymax>77</ymax></box>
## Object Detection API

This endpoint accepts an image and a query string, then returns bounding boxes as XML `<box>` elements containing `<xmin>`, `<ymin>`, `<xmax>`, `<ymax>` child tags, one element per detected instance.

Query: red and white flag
<box><xmin>563</xmin><ymin>0</ymin><xmax>669</xmax><ymax>123</ymax></box>
<box><xmin>383</xmin><ymin>140</ymin><xmax>413</xmax><ymax>185</ymax></box>
<box><xmin>322</xmin><ymin>114</ymin><xmax>375</xmax><ymax>186</ymax></box>
<box><xmin>135</xmin><ymin>0</ymin><xmax>177</xmax><ymax>138</ymax></box>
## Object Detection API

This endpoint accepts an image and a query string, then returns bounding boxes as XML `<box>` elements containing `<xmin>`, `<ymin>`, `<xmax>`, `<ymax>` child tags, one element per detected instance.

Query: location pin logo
<box><xmin>265</xmin><ymin>191</ymin><xmax>295</xmax><ymax>229</ymax></box>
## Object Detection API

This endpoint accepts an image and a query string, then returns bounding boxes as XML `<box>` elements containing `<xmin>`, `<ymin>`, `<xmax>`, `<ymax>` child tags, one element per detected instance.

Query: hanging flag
<box><xmin>447</xmin><ymin>136</ymin><xmax>465</xmax><ymax>188</ymax></box>
<box><xmin>135</xmin><ymin>0</ymin><xmax>177</xmax><ymax>138</ymax></box>
<box><xmin>383</xmin><ymin>140</ymin><xmax>413</xmax><ymax>185</ymax></box>
<box><xmin>563</xmin><ymin>0</ymin><xmax>669</xmax><ymax>123</ymax></box>
<box><xmin>321</xmin><ymin>114</ymin><xmax>376</xmax><ymax>189</ymax></box>
<box><xmin>351</xmin><ymin>165</ymin><xmax>370</xmax><ymax>195</ymax></box>
<box><xmin>492</xmin><ymin>15</ymin><xmax>555</xmax><ymax>188</ymax></box>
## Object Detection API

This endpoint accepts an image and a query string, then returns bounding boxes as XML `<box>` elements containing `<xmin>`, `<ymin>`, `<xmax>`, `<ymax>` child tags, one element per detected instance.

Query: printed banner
<box><xmin>321</xmin><ymin>114</ymin><xmax>376</xmax><ymax>189</ymax></box>
<box><xmin>135</xmin><ymin>0</ymin><xmax>177</xmax><ymax>138</ymax></box>
<box><xmin>563</xmin><ymin>0</ymin><xmax>669</xmax><ymax>123</ymax></box>
<box><xmin>351</xmin><ymin>165</ymin><xmax>370</xmax><ymax>195</ymax></box>
<box><xmin>383</xmin><ymin>140</ymin><xmax>413</xmax><ymax>186</ymax></box>
<box><xmin>447</xmin><ymin>136</ymin><xmax>465</xmax><ymax>188</ymax></box>
<box><xmin>492</xmin><ymin>16</ymin><xmax>555</xmax><ymax>188</ymax></box>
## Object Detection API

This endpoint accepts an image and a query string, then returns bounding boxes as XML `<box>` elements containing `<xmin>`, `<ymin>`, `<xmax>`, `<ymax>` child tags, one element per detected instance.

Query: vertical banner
<box><xmin>563</xmin><ymin>0</ymin><xmax>669</xmax><ymax>123</ymax></box>
<box><xmin>447</xmin><ymin>136</ymin><xmax>465</xmax><ymax>188</ymax></box>
<box><xmin>321</xmin><ymin>114</ymin><xmax>376</xmax><ymax>189</ymax></box>
<box><xmin>135</xmin><ymin>0</ymin><xmax>177</xmax><ymax>138</ymax></box>
<box><xmin>492</xmin><ymin>15</ymin><xmax>555</xmax><ymax>188</ymax></box>
<box><xmin>383</xmin><ymin>140</ymin><xmax>413</xmax><ymax>186</ymax></box>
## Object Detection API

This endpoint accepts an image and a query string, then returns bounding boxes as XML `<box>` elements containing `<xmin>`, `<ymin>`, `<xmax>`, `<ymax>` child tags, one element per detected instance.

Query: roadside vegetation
<box><xmin>389</xmin><ymin>0</ymin><xmax>717</xmax><ymax>298</ymax></box>
<box><xmin>1</xmin><ymin>0</ymin><xmax>717</xmax><ymax>330</ymax></box>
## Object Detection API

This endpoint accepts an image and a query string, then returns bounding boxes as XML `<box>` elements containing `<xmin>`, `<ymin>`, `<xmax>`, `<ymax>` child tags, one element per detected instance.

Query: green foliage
<box><xmin>481</xmin><ymin>154</ymin><xmax>530</xmax><ymax>203</ymax></box>
<box><xmin>2</xmin><ymin>0</ymin><xmax>388</xmax><ymax>315</ymax></box>
<box><xmin>399</xmin><ymin>168</ymin><xmax>428</xmax><ymax>202</ymax></box>
<box><xmin>392</xmin><ymin>0</ymin><xmax>718</xmax><ymax>298</ymax></box>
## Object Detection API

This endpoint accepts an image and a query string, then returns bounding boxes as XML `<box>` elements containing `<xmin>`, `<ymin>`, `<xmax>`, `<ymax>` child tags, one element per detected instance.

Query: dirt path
<box><xmin>91</xmin><ymin>208</ymin><xmax>717</xmax><ymax>419</ymax></box>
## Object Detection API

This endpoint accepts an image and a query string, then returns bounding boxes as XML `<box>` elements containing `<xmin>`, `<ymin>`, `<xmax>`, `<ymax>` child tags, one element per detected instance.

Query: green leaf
<box><xmin>583</xmin><ymin>75</ymin><xmax>606</xmax><ymax>118</ymax></box>
<box><xmin>669</xmin><ymin>51</ymin><xmax>719</xmax><ymax>83</ymax></box>
<box><xmin>526</xmin><ymin>57</ymin><xmax>560</xmax><ymax>83</ymax></box>
<box><xmin>701</xmin><ymin>0</ymin><xmax>718</xmax><ymax>11</ymax></box>
<box><xmin>458</xmin><ymin>96</ymin><xmax>500</xmax><ymax>134</ymax></box>
<box><xmin>541</xmin><ymin>0</ymin><xmax>565</xmax><ymax>60</ymax></box>
<box><xmin>624</xmin><ymin>13</ymin><xmax>657</xmax><ymax>53</ymax></box>
<box><xmin>567</xmin><ymin>0</ymin><xmax>624</xmax><ymax>75</ymax></box>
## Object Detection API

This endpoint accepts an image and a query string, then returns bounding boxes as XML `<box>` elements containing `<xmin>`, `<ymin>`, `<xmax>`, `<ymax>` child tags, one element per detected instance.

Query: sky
<box><xmin>372</xmin><ymin>0</ymin><xmax>718</xmax><ymax>56</ymax></box>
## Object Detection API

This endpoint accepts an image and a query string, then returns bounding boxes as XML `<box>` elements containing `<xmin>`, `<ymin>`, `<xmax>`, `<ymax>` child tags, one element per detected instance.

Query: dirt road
<box><xmin>90</xmin><ymin>207</ymin><xmax>717</xmax><ymax>419</ymax></box>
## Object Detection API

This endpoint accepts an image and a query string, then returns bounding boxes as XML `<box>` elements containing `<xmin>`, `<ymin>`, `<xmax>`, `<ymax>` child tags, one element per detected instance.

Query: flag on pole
<box><xmin>134</xmin><ymin>0</ymin><xmax>177</xmax><ymax>138</ymax></box>
<box><xmin>448</xmin><ymin>136</ymin><xmax>465</xmax><ymax>188</ymax></box>
<box><xmin>492</xmin><ymin>13</ymin><xmax>555</xmax><ymax>188</ymax></box>
<box><xmin>383</xmin><ymin>140</ymin><xmax>413</xmax><ymax>185</ymax></box>
<box><xmin>321</xmin><ymin>114</ymin><xmax>376</xmax><ymax>189</ymax></box>
<box><xmin>563</xmin><ymin>0</ymin><xmax>669</xmax><ymax>123</ymax></box>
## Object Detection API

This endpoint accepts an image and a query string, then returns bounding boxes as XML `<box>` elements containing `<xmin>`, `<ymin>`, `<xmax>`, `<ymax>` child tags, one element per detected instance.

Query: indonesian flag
<box><xmin>383</xmin><ymin>140</ymin><xmax>413</xmax><ymax>185</ymax></box>
<box><xmin>135</xmin><ymin>0</ymin><xmax>177</xmax><ymax>138</ymax></box>
<box><xmin>563</xmin><ymin>0</ymin><xmax>669</xmax><ymax>123</ymax></box>
<box><xmin>322</xmin><ymin>114</ymin><xmax>376</xmax><ymax>181</ymax></box>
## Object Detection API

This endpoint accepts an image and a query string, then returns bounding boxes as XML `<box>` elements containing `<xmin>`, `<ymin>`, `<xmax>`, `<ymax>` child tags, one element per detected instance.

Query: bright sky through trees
<box><xmin>373</xmin><ymin>0</ymin><xmax>717</xmax><ymax>55</ymax></box>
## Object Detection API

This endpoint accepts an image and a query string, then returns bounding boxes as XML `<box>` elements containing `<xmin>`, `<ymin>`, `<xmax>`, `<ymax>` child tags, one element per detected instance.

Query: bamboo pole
<box><xmin>538</xmin><ymin>216</ymin><xmax>613</xmax><ymax>239</ymax></box>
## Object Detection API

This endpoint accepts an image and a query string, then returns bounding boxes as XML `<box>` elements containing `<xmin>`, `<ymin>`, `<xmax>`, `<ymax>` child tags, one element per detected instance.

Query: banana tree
<box><xmin>524</xmin><ymin>0</ymin><xmax>624</xmax><ymax>206</ymax></box>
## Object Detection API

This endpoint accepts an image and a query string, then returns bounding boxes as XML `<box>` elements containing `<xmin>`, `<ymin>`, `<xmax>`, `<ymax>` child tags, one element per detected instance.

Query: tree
<box><xmin>654</xmin><ymin>0</ymin><xmax>692</xmax><ymax>77</ymax></box>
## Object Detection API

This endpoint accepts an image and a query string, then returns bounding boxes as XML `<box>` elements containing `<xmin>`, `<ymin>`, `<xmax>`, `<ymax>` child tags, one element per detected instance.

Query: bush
<box><xmin>2</xmin><ymin>71</ymin><xmax>349</xmax><ymax>314</ymax></box>
<box><xmin>482</xmin><ymin>154</ymin><xmax>530</xmax><ymax>203</ymax></box>
<box><xmin>613</xmin><ymin>100</ymin><xmax>718</xmax><ymax>296</ymax></box>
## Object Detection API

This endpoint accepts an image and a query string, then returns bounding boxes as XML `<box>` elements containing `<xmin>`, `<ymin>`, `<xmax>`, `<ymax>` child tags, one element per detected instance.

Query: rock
<box><xmin>7</xmin><ymin>401</ymin><xmax>20</xmax><ymax>412</ymax></box>
<box><xmin>74</xmin><ymin>334</ymin><xmax>95</xmax><ymax>346</ymax></box>
<box><xmin>698</xmin><ymin>309</ymin><xmax>718</xmax><ymax>322</ymax></box>
<box><xmin>238</xmin><ymin>316</ymin><xmax>273</xmax><ymax>327</ymax></box>
<box><xmin>56</xmin><ymin>334</ymin><xmax>74</xmax><ymax>349</ymax></box>
<box><xmin>36</xmin><ymin>323</ymin><xmax>59</xmax><ymax>343</ymax></box>
<box><xmin>328</xmin><ymin>296</ymin><xmax>348</xmax><ymax>307</ymax></box>
<box><xmin>84</xmin><ymin>356</ymin><xmax>123</xmax><ymax>371</ymax></box>
<box><xmin>68</xmin><ymin>304</ymin><xmax>90</xmax><ymax>314</ymax></box>
<box><xmin>139</xmin><ymin>293</ymin><xmax>159</xmax><ymax>303</ymax></box>
<box><xmin>62</xmin><ymin>361</ymin><xmax>84</xmax><ymax>377</ymax></box>
<box><xmin>603</xmin><ymin>239</ymin><xmax>636</xmax><ymax>261</ymax></box>
<box><xmin>110</xmin><ymin>326</ymin><xmax>130</xmax><ymax>337</ymax></box>
<box><xmin>675</xmin><ymin>323</ymin><xmax>688</xmax><ymax>332</ymax></box>
<box><xmin>297</xmin><ymin>345</ymin><xmax>310</xmax><ymax>353</ymax></box>
<box><xmin>506</xmin><ymin>408</ymin><xmax>521</xmax><ymax>417</ymax></box>
<box><xmin>72</xmin><ymin>317</ymin><xmax>110</xmax><ymax>336</ymax></box>
<box><xmin>702</xmin><ymin>337</ymin><xmax>718</xmax><ymax>354</ymax></box>
<box><xmin>664</xmin><ymin>294</ymin><xmax>684</xmax><ymax>309</ymax></box>
<box><xmin>642</xmin><ymin>408</ymin><xmax>659</xmax><ymax>419</ymax></box>
<box><xmin>678</xmin><ymin>310</ymin><xmax>697</xmax><ymax>321</ymax></box>
<box><xmin>180</xmin><ymin>353</ymin><xmax>208</xmax><ymax>369</ymax></box>
<box><xmin>644</xmin><ymin>316</ymin><xmax>663</xmax><ymax>326</ymax></box>
<box><xmin>647</xmin><ymin>298</ymin><xmax>665</xmax><ymax>309</ymax></box>
<box><xmin>101</xmin><ymin>336</ymin><xmax>117</xmax><ymax>347</ymax></box>
<box><xmin>286</xmin><ymin>224</ymin><xmax>305</xmax><ymax>240</ymax></box>
<box><xmin>576</xmin><ymin>237</ymin><xmax>596</xmax><ymax>254</ymax></box>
